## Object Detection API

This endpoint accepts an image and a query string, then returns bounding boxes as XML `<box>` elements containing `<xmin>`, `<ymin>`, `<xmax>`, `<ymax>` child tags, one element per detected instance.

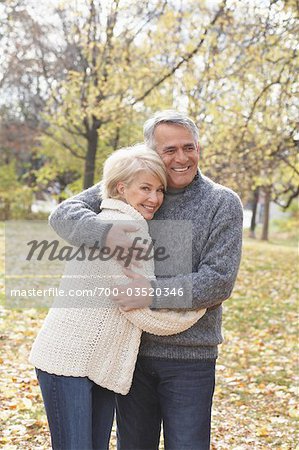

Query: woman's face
<box><xmin>117</xmin><ymin>171</ymin><xmax>165</xmax><ymax>220</ymax></box>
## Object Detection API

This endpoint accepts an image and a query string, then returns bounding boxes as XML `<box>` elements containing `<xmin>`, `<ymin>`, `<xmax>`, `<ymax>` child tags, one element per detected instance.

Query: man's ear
<box><xmin>116</xmin><ymin>181</ymin><xmax>125</xmax><ymax>196</ymax></box>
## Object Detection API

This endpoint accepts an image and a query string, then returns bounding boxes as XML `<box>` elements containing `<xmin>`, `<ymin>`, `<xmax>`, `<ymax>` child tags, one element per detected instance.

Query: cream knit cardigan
<box><xmin>30</xmin><ymin>199</ymin><xmax>206</xmax><ymax>394</ymax></box>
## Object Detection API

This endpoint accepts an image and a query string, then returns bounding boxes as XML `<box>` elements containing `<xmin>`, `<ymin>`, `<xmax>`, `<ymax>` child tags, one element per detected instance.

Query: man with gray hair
<box><xmin>49</xmin><ymin>110</ymin><xmax>243</xmax><ymax>450</ymax></box>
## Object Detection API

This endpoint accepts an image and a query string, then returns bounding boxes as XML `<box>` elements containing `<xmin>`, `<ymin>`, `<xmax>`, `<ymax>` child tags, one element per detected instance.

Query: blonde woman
<box><xmin>30</xmin><ymin>144</ymin><xmax>205</xmax><ymax>450</ymax></box>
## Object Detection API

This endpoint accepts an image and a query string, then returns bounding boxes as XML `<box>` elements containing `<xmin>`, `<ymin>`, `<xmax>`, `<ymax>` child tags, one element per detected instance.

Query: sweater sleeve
<box><xmin>121</xmin><ymin>307</ymin><xmax>206</xmax><ymax>336</ymax></box>
<box><xmin>151</xmin><ymin>191</ymin><xmax>243</xmax><ymax>310</ymax></box>
<box><xmin>48</xmin><ymin>183</ymin><xmax>112</xmax><ymax>248</ymax></box>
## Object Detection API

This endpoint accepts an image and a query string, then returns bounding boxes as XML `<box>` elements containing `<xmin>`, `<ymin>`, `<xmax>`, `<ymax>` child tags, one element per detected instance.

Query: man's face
<box><xmin>153</xmin><ymin>124</ymin><xmax>200</xmax><ymax>189</ymax></box>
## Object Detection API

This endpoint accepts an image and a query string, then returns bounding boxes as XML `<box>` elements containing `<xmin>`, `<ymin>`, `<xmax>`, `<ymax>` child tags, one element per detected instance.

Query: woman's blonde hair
<box><xmin>101</xmin><ymin>144</ymin><xmax>167</xmax><ymax>200</ymax></box>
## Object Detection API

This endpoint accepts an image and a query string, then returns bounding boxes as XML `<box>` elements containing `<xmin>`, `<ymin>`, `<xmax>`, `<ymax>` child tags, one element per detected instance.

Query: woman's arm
<box><xmin>121</xmin><ymin>306</ymin><xmax>206</xmax><ymax>336</ymax></box>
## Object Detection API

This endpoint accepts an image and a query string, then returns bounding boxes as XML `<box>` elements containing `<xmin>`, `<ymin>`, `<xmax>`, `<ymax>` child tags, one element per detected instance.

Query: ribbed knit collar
<box><xmin>101</xmin><ymin>198</ymin><xmax>149</xmax><ymax>224</ymax></box>
<box><xmin>166</xmin><ymin>186</ymin><xmax>185</xmax><ymax>195</ymax></box>
<box><xmin>181</xmin><ymin>170</ymin><xmax>204</xmax><ymax>197</ymax></box>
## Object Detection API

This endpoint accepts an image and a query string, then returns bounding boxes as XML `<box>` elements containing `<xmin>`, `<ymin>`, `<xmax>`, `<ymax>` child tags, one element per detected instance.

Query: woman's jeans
<box><xmin>35</xmin><ymin>368</ymin><xmax>115</xmax><ymax>450</ymax></box>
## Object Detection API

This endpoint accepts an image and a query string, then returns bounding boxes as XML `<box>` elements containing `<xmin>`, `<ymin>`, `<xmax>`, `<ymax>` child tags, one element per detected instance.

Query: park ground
<box><xmin>0</xmin><ymin>225</ymin><xmax>298</xmax><ymax>449</ymax></box>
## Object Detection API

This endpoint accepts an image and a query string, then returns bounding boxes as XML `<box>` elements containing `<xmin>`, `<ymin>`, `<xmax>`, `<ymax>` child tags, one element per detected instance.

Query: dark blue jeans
<box><xmin>116</xmin><ymin>356</ymin><xmax>216</xmax><ymax>450</ymax></box>
<box><xmin>36</xmin><ymin>368</ymin><xmax>115</xmax><ymax>450</ymax></box>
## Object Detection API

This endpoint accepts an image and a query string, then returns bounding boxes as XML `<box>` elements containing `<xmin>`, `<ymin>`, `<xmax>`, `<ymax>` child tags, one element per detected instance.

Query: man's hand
<box><xmin>106</xmin><ymin>223</ymin><xmax>140</xmax><ymax>251</ymax></box>
<box><xmin>111</xmin><ymin>267</ymin><xmax>152</xmax><ymax>311</ymax></box>
<box><xmin>105</xmin><ymin>223</ymin><xmax>148</xmax><ymax>268</ymax></box>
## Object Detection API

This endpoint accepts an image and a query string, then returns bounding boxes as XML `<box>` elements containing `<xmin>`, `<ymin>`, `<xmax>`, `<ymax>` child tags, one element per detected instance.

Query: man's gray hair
<box><xmin>143</xmin><ymin>110</ymin><xmax>199</xmax><ymax>150</ymax></box>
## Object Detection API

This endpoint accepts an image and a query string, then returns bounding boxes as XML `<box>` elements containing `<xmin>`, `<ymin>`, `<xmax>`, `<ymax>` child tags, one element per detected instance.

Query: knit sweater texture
<box><xmin>49</xmin><ymin>171</ymin><xmax>243</xmax><ymax>360</ymax></box>
<box><xmin>30</xmin><ymin>199</ymin><xmax>205</xmax><ymax>394</ymax></box>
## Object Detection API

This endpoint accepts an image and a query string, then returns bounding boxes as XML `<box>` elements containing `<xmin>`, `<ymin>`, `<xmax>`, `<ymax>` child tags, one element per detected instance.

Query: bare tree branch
<box><xmin>131</xmin><ymin>0</ymin><xmax>227</xmax><ymax>105</ymax></box>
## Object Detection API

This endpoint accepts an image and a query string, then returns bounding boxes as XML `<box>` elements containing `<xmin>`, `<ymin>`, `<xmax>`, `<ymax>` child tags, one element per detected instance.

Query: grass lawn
<box><xmin>0</xmin><ymin>225</ymin><xmax>298</xmax><ymax>449</ymax></box>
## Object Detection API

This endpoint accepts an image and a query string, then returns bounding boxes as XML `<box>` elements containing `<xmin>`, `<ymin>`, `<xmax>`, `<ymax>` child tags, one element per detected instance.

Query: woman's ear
<box><xmin>116</xmin><ymin>181</ymin><xmax>125</xmax><ymax>197</ymax></box>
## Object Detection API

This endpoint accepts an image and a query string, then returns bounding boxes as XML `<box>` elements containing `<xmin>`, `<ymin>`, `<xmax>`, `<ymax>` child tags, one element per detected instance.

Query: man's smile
<box><xmin>172</xmin><ymin>166</ymin><xmax>191</xmax><ymax>173</ymax></box>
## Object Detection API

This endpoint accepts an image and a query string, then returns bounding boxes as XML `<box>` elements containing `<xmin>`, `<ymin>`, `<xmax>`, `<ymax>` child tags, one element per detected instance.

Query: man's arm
<box><xmin>48</xmin><ymin>183</ymin><xmax>110</xmax><ymax>247</ymax></box>
<box><xmin>113</xmin><ymin>192</ymin><xmax>243</xmax><ymax>311</ymax></box>
<box><xmin>49</xmin><ymin>183</ymin><xmax>143</xmax><ymax>253</ymax></box>
<box><xmin>152</xmin><ymin>192</ymin><xmax>243</xmax><ymax>310</ymax></box>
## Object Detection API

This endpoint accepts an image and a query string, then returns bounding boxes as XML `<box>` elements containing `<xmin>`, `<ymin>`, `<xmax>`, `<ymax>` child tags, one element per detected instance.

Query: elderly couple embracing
<box><xmin>29</xmin><ymin>110</ymin><xmax>243</xmax><ymax>450</ymax></box>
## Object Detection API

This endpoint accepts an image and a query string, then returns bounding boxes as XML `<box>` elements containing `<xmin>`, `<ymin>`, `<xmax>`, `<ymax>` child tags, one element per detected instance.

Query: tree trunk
<box><xmin>261</xmin><ymin>187</ymin><xmax>271</xmax><ymax>241</ymax></box>
<box><xmin>4</xmin><ymin>200</ymin><xmax>11</xmax><ymax>220</ymax></box>
<box><xmin>112</xmin><ymin>126</ymin><xmax>120</xmax><ymax>151</ymax></box>
<box><xmin>249</xmin><ymin>187</ymin><xmax>259</xmax><ymax>238</ymax></box>
<box><xmin>83</xmin><ymin>123</ymin><xmax>98</xmax><ymax>189</ymax></box>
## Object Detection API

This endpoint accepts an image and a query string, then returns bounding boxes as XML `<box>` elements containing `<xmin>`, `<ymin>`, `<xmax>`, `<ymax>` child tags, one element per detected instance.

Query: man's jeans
<box><xmin>36</xmin><ymin>368</ymin><xmax>115</xmax><ymax>450</ymax></box>
<box><xmin>116</xmin><ymin>356</ymin><xmax>216</xmax><ymax>450</ymax></box>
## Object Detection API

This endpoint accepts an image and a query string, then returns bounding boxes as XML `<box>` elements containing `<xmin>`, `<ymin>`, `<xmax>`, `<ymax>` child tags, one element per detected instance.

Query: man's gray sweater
<box><xmin>49</xmin><ymin>171</ymin><xmax>243</xmax><ymax>360</ymax></box>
